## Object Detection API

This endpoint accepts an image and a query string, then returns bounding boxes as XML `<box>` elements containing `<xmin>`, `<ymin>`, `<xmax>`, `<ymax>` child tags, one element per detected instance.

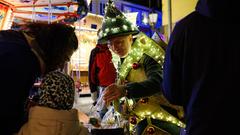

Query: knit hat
<box><xmin>38</xmin><ymin>70</ymin><xmax>75</xmax><ymax>110</ymax></box>
<box><xmin>98</xmin><ymin>0</ymin><xmax>139</xmax><ymax>43</ymax></box>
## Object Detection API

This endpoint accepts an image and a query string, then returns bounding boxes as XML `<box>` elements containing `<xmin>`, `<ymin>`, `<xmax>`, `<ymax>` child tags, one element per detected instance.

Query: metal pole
<box><xmin>167</xmin><ymin>0</ymin><xmax>172</xmax><ymax>39</ymax></box>
<box><xmin>96</xmin><ymin>0</ymin><xmax>99</xmax><ymax>15</ymax></box>
<box><xmin>157</xmin><ymin>0</ymin><xmax>160</xmax><ymax>9</ymax></box>
<box><xmin>149</xmin><ymin>0</ymin><xmax>153</xmax><ymax>37</ymax></box>
<box><xmin>48</xmin><ymin>0</ymin><xmax>52</xmax><ymax>24</ymax></box>
<box><xmin>32</xmin><ymin>1</ymin><xmax>36</xmax><ymax>22</ymax></box>
<box><xmin>149</xmin><ymin>0</ymin><xmax>151</xmax><ymax>8</ymax></box>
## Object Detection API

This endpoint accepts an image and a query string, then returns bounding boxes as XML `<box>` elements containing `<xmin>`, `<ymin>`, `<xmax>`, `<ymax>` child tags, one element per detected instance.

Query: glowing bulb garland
<box><xmin>98</xmin><ymin>16</ymin><xmax>138</xmax><ymax>40</ymax></box>
<box><xmin>128</xmin><ymin>100</ymin><xmax>186</xmax><ymax>134</ymax></box>
<box><xmin>97</xmin><ymin>0</ymin><xmax>184</xmax><ymax>133</ymax></box>
<box><xmin>119</xmin><ymin>32</ymin><xmax>165</xmax><ymax>80</ymax></box>
<box><xmin>117</xmin><ymin>32</ymin><xmax>186</xmax><ymax>134</ymax></box>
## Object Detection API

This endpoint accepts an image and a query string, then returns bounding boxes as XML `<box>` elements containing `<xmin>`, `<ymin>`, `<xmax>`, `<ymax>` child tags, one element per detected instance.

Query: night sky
<box><xmin>124</xmin><ymin>0</ymin><xmax>162</xmax><ymax>11</ymax></box>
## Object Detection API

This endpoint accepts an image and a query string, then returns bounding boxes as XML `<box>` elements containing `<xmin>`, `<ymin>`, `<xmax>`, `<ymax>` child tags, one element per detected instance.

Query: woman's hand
<box><xmin>103</xmin><ymin>84</ymin><xmax>126</xmax><ymax>104</ymax></box>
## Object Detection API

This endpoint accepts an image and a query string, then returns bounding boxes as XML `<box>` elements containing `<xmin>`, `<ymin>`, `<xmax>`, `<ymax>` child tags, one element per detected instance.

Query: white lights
<box><xmin>111</xmin><ymin>27</ymin><xmax>120</xmax><ymax>33</ymax></box>
<box><xmin>123</xmin><ymin>25</ymin><xmax>128</xmax><ymax>30</ymax></box>
<box><xmin>142</xmin><ymin>13</ymin><xmax>148</xmax><ymax>25</ymax></box>
<box><xmin>149</xmin><ymin>12</ymin><xmax>158</xmax><ymax>26</ymax></box>
<box><xmin>116</xmin><ymin>32</ymin><xmax>186</xmax><ymax>134</ymax></box>
<box><xmin>119</xmin><ymin>32</ymin><xmax>165</xmax><ymax>79</ymax></box>
<box><xmin>111</xmin><ymin>18</ymin><xmax>116</xmax><ymax>22</ymax></box>
<box><xmin>105</xmin><ymin>28</ymin><xmax>110</xmax><ymax>33</ymax></box>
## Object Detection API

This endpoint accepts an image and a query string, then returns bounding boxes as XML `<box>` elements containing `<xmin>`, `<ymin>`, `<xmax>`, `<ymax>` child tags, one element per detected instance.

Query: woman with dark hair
<box><xmin>23</xmin><ymin>22</ymin><xmax>78</xmax><ymax>73</ymax></box>
<box><xmin>0</xmin><ymin>22</ymin><xmax>78</xmax><ymax>135</ymax></box>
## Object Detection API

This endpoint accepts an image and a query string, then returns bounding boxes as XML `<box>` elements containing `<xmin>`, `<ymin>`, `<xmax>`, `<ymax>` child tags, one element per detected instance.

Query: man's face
<box><xmin>108</xmin><ymin>35</ymin><xmax>133</xmax><ymax>58</ymax></box>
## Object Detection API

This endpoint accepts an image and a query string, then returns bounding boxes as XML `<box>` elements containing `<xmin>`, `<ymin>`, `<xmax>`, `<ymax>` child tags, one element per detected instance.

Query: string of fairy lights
<box><xmin>119</xmin><ymin>32</ymin><xmax>165</xmax><ymax>80</ymax></box>
<box><xmin>94</xmin><ymin>0</ymin><xmax>185</xmax><ymax>134</ymax></box>
<box><xmin>115</xmin><ymin>32</ymin><xmax>185</xmax><ymax>134</ymax></box>
<box><xmin>98</xmin><ymin>16</ymin><xmax>138</xmax><ymax>40</ymax></box>
<box><xmin>98</xmin><ymin>0</ymin><xmax>138</xmax><ymax>42</ymax></box>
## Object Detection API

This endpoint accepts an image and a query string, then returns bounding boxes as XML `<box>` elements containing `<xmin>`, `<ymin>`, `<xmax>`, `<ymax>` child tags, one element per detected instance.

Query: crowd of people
<box><xmin>0</xmin><ymin>0</ymin><xmax>238</xmax><ymax>135</ymax></box>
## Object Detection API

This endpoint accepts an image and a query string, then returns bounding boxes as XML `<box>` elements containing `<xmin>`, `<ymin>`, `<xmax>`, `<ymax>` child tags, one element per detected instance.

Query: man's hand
<box><xmin>103</xmin><ymin>84</ymin><xmax>126</xmax><ymax>104</ymax></box>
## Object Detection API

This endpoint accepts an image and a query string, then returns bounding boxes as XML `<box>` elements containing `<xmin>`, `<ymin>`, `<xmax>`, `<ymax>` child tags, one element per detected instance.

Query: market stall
<box><xmin>70</xmin><ymin>13</ymin><xmax>103</xmax><ymax>94</ymax></box>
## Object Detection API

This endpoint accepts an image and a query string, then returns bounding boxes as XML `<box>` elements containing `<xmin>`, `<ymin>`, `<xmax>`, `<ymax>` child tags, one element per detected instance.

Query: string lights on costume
<box><xmin>116</xmin><ymin>32</ymin><xmax>185</xmax><ymax>134</ymax></box>
<box><xmin>98</xmin><ymin>16</ymin><xmax>138</xmax><ymax>40</ymax></box>
<box><xmin>118</xmin><ymin>32</ymin><xmax>165</xmax><ymax>80</ymax></box>
<box><xmin>98</xmin><ymin>0</ymin><xmax>139</xmax><ymax>43</ymax></box>
<box><xmin>97</xmin><ymin>0</ymin><xmax>185</xmax><ymax>134</ymax></box>
<box><xmin>128</xmin><ymin>98</ymin><xmax>186</xmax><ymax>132</ymax></box>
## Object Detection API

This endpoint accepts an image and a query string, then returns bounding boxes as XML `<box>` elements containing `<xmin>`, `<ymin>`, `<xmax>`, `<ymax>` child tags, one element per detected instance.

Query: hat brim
<box><xmin>98</xmin><ymin>30</ymin><xmax>139</xmax><ymax>44</ymax></box>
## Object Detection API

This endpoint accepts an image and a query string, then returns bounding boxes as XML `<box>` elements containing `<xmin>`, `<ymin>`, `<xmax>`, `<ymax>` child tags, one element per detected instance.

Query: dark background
<box><xmin>123</xmin><ymin>0</ymin><xmax>162</xmax><ymax>11</ymax></box>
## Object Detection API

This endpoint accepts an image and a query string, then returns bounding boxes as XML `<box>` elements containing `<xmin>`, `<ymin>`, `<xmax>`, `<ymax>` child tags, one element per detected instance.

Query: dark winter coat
<box><xmin>163</xmin><ymin>0</ymin><xmax>240</xmax><ymax>135</ymax></box>
<box><xmin>0</xmin><ymin>30</ymin><xmax>40</xmax><ymax>135</ymax></box>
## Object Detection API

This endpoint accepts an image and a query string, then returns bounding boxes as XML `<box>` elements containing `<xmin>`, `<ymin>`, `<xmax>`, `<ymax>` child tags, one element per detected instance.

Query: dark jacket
<box><xmin>88</xmin><ymin>44</ymin><xmax>116</xmax><ymax>93</ymax></box>
<box><xmin>163</xmin><ymin>0</ymin><xmax>240</xmax><ymax>135</ymax></box>
<box><xmin>0</xmin><ymin>30</ymin><xmax>40</xmax><ymax>135</ymax></box>
<box><xmin>126</xmin><ymin>54</ymin><xmax>163</xmax><ymax>98</ymax></box>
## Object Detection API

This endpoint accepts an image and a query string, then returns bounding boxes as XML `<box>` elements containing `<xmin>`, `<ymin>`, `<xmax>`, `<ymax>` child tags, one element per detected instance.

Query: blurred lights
<box><xmin>149</xmin><ymin>12</ymin><xmax>158</xmax><ymax>26</ymax></box>
<box><xmin>3</xmin><ymin>8</ymin><xmax>13</xmax><ymax>30</ymax></box>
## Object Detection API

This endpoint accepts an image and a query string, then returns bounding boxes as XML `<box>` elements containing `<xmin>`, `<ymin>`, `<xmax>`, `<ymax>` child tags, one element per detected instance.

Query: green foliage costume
<box><xmin>98</xmin><ymin>1</ymin><xmax>185</xmax><ymax>134</ymax></box>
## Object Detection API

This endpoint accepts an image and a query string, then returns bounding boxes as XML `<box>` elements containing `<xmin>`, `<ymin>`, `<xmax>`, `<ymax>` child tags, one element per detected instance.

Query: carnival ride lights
<box><xmin>20</xmin><ymin>0</ymin><xmax>89</xmax><ymax>24</ymax></box>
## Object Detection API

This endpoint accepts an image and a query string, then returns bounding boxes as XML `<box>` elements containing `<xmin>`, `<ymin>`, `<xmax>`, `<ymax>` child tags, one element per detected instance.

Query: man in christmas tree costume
<box><xmin>100</xmin><ymin>0</ymin><xmax>185</xmax><ymax>134</ymax></box>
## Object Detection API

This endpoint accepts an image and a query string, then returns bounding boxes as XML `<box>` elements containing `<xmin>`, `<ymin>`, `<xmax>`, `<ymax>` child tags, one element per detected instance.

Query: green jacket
<box><xmin>125</xmin><ymin>54</ymin><xmax>163</xmax><ymax>99</ymax></box>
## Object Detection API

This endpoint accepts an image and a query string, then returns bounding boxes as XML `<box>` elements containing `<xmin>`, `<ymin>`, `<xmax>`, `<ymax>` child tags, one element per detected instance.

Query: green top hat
<box><xmin>98</xmin><ymin>0</ymin><xmax>139</xmax><ymax>42</ymax></box>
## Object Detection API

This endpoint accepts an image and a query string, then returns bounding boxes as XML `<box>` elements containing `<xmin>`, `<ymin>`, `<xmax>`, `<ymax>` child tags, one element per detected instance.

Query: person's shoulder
<box><xmin>142</xmin><ymin>54</ymin><xmax>156</xmax><ymax>64</ymax></box>
<box><xmin>0</xmin><ymin>30</ymin><xmax>28</xmax><ymax>47</ymax></box>
<box><xmin>0</xmin><ymin>30</ymin><xmax>22</xmax><ymax>38</ymax></box>
<box><xmin>171</xmin><ymin>11</ymin><xmax>201</xmax><ymax>37</ymax></box>
<box><xmin>44</xmin><ymin>70</ymin><xmax>73</xmax><ymax>82</ymax></box>
<box><xmin>91</xmin><ymin>46</ymin><xmax>101</xmax><ymax>54</ymax></box>
<box><xmin>175</xmin><ymin>11</ymin><xmax>201</xmax><ymax>28</ymax></box>
<box><xmin>182</xmin><ymin>11</ymin><xmax>199</xmax><ymax>20</ymax></box>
